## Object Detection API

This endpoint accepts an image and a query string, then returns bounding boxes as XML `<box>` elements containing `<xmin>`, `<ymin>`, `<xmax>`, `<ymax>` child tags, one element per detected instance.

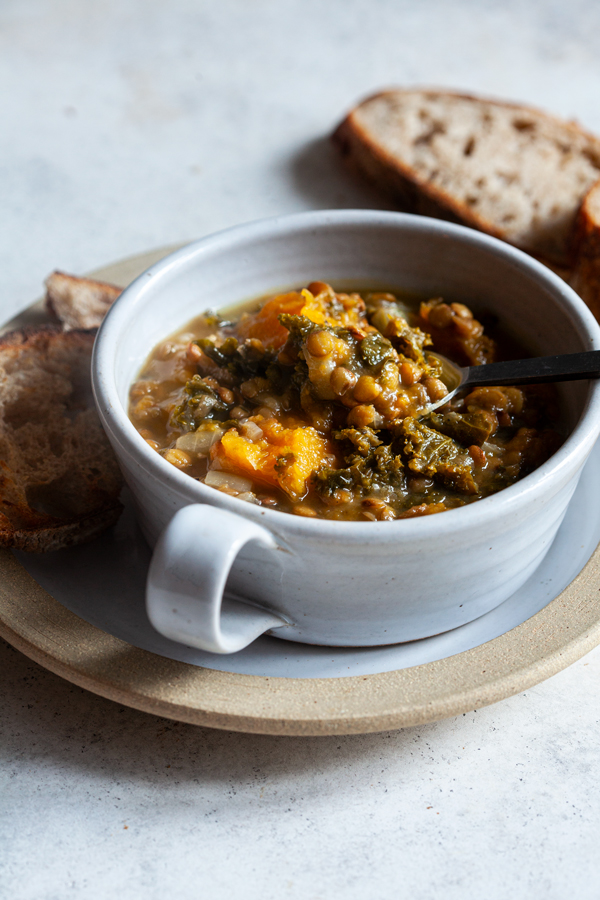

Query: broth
<box><xmin>129</xmin><ymin>282</ymin><xmax>562</xmax><ymax>521</ymax></box>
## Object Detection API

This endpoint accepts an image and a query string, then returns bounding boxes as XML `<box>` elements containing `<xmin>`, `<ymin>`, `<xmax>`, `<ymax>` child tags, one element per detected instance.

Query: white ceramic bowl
<box><xmin>92</xmin><ymin>210</ymin><xmax>600</xmax><ymax>654</ymax></box>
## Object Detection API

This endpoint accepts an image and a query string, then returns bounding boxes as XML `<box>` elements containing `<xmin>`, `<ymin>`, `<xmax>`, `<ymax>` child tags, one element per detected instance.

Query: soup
<box><xmin>129</xmin><ymin>282</ymin><xmax>562</xmax><ymax>520</ymax></box>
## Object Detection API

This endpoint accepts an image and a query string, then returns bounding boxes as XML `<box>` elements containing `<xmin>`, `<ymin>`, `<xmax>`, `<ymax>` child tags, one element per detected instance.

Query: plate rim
<box><xmin>1</xmin><ymin>244</ymin><xmax>599</xmax><ymax>736</ymax></box>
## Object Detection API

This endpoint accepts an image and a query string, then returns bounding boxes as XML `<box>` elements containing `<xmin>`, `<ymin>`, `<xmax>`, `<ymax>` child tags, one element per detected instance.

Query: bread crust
<box><xmin>333</xmin><ymin>88</ymin><xmax>600</xmax><ymax>268</ymax></box>
<box><xmin>0</xmin><ymin>504</ymin><xmax>122</xmax><ymax>552</ymax></box>
<box><xmin>45</xmin><ymin>270</ymin><xmax>122</xmax><ymax>331</ymax></box>
<box><xmin>571</xmin><ymin>180</ymin><xmax>600</xmax><ymax>321</ymax></box>
<box><xmin>0</xmin><ymin>325</ymin><xmax>123</xmax><ymax>551</ymax></box>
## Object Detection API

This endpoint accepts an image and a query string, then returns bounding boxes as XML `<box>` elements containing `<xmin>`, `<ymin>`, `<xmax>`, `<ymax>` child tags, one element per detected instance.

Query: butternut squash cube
<box><xmin>214</xmin><ymin>421</ymin><xmax>332</xmax><ymax>500</ymax></box>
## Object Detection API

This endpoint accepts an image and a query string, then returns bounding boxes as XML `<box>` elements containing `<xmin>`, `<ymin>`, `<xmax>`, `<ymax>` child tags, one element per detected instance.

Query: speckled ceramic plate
<box><xmin>1</xmin><ymin>246</ymin><xmax>600</xmax><ymax>736</ymax></box>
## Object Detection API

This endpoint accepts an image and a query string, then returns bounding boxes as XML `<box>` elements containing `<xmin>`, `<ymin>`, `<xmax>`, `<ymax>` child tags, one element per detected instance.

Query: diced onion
<box><xmin>176</xmin><ymin>425</ymin><xmax>224</xmax><ymax>456</ymax></box>
<box><xmin>237</xmin><ymin>491</ymin><xmax>257</xmax><ymax>504</ymax></box>
<box><xmin>481</xmin><ymin>440</ymin><xmax>502</xmax><ymax>458</ymax></box>
<box><xmin>205</xmin><ymin>470</ymin><xmax>254</xmax><ymax>493</ymax></box>
<box><xmin>240</xmin><ymin>421</ymin><xmax>264</xmax><ymax>441</ymax></box>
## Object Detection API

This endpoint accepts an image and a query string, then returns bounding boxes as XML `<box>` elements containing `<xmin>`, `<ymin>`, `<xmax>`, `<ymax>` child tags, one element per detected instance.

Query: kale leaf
<box><xmin>401</xmin><ymin>417</ymin><xmax>477</xmax><ymax>494</ymax></box>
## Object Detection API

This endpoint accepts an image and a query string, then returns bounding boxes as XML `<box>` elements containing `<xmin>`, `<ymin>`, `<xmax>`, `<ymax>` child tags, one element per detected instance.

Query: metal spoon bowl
<box><xmin>424</xmin><ymin>349</ymin><xmax>600</xmax><ymax>414</ymax></box>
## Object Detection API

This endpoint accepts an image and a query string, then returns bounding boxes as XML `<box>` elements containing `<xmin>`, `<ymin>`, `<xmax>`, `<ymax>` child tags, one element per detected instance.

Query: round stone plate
<box><xmin>1</xmin><ymin>245</ymin><xmax>600</xmax><ymax>736</ymax></box>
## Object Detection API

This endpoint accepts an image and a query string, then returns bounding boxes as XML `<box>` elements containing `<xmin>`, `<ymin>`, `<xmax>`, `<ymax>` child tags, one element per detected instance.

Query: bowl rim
<box><xmin>92</xmin><ymin>208</ymin><xmax>600</xmax><ymax>540</ymax></box>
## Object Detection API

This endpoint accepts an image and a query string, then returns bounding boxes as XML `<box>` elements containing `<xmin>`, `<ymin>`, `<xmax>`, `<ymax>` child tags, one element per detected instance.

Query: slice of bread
<box><xmin>0</xmin><ymin>326</ymin><xmax>123</xmax><ymax>551</ymax></box>
<box><xmin>45</xmin><ymin>270</ymin><xmax>122</xmax><ymax>331</ymax></box>
<box><xmin>333</xmin><ymin>89</ymin><xmax>600</xmax><ymax>268</ymax></box>
<box><xmin>571</xmin><ymin>180</ymin><xmax>600</xmax><ymax>320</ymax></box>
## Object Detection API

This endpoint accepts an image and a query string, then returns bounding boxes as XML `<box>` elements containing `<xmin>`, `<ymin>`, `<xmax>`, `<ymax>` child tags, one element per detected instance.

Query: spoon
<box><xmin>424</xmin><ymin>349</ymin><xmax>600</xmax><ymax>414</ymax></box>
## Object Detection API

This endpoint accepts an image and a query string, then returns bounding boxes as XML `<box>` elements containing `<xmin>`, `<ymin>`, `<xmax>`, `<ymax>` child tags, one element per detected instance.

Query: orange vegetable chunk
<box><xmin>215</xmin><ymin>420</ymin><xmax>332</xmax><ymax>499</ymax></box>
<box><xmin>235</xmin><ymin>290</ymin><xmax>327</xmax><ymax>349</ymax></box>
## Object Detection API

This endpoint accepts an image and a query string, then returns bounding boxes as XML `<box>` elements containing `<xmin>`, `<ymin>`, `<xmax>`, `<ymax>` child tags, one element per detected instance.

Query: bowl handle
<box><xmin>146</xmin><ymin>504</ymin><xmax>287</xmax><ymax>654</ymax></box>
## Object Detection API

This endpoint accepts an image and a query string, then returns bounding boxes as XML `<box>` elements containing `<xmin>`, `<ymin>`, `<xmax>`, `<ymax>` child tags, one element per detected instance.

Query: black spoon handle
<box><xmin>465</xmin><ymin>350</ymin><xmax>600</xmax><ymax>388</ymax></box>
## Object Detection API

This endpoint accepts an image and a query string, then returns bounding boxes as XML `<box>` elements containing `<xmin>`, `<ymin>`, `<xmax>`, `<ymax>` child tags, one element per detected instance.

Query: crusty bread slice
<box><xmin>45</xmin><ymin>270</ymin><xmax>122</xmax><ymax>331</ymax></box>
<box><xmin>571</xmin><ymin>180</ymin><xmax>600</xmax><ymax>321</ymax></box>
<box><xmin>0</xmin><ymin>326</ymin><xmax>123</xmax><ymax>551</ymax></box>
<box><xmin>333</xmin><ymin>89</ymin><xmax>600</xmax><ymax>268</ymax></box>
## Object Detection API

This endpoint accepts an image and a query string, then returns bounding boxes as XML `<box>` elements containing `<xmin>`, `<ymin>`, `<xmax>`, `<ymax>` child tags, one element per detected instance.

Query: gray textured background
<box><xmin>2</xmin><ymin>1</ymin><xmax>600</xmax><ymax>898</ymax></box>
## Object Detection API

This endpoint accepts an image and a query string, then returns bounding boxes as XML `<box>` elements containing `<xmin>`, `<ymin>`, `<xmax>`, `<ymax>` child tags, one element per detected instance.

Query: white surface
<box><xmin>2</xmin><ymin>1</ymin><xmax>600</xmax><ymax>898</ymax></box>
<box><xmin>15</xmin><ymin>441</ymin><xmax>600</xmax><ymax>676</ymax></box>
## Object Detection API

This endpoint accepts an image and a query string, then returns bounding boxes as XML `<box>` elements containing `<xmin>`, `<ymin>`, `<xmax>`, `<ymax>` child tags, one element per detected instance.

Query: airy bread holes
<box><xmin>512</xmin><ymin>118</ymin><xmax>536</xmax><ymax>133</ymax></box>
<box><xmin>463</xmin><ymin>137</ymin><xmax>476</xmax><ymax>157</ymax></box>
<box><xmin>0</xmin><ymin>326</ymin><xmax>123</xmax><ymax>551</ymax></box>
<box><xmin>415</xmin><ymin>122</ymin><xmax>446</xmax><ymax>146</ymax></box>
